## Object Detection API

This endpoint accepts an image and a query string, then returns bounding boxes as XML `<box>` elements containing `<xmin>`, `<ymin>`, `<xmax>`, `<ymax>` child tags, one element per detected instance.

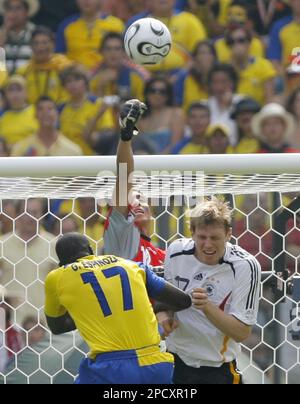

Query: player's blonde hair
<box><xmin>189</xmin><ymin>197</ymin><xmax>232</xmax><ymax>233</ymax></box>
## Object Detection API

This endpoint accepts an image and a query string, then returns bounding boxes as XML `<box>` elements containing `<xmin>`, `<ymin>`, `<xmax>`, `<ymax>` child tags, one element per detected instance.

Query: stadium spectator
<box><xmin>156</xmin><ymin>198</ymin><xmax>261</xmax><ymax>384</ymax></box>
<box><xmin>207</xmin><ymin>64</ymin><xmax>242</xmax><ymax>145</ymax></box>
<box><xmin>128</xmin><ymin>0</ymin><xmax>207</xmax><ymax>76</ymax></box>
<box><xmin>226</xmin><ymin>25</ymin><xmax>276</xmax><ymax>105</ymax></box>
<box><xmin>286</xmin><ymin>86</ymin><xmax>300</xmax><ymax>148</ymax></box>
<box><xmin>205</xmin><ymin>124</ymin><xmax>234</xmax><ymax>154</ymax></box>
<box><xmin>215</xmin><ymin>3</ymin><xmax>265</xmax><ymax>64</ymax></box>
<box><xmin>59</xmin><ymin>65</ymin><xmax>115</xmax><ymax>155</ymax></box>
<box><xmin>0</xmin><ymin>0</ymin><xmax>39</xmax><ymax>73</ymax></box>
<box><xmin>172</xmin><ymin>102</ymin><xmax>211</xmax><ymax>154</ymax></box>
<box><xmin>44</xmin><ymin>232</ymin><xmax>199</xmax><ymax>384</ymax></box>
<box><xmin>251</xmin><ymin>103</ymin><xmax>299</xmax><ymax>153</ymax></box>
<box><xmin>17</xmin><ymin>26</ymin><xmax>72</xmax><ymax>104</ymax></box>
<box><xmin>55</xmin><ymin>0</ymin><xmax>124</xmax><ymax>70</ymax></box>
<box><xmin>139</xmin><ymin>77</ymin><xmax>185</xmax><ymax>154</ymax></box>
<box><xmin>22</xmin><ymin>316</ymin><xmax>46</xmax><ymax>347</ymax></box>
<box><xmin>174</xmin><ymin>40</ymin><xmax>217</xmax><ymax>111</ymax></box>
<box><xmin>90</xmin><ymin>32</ymin><xmax>150</xmax><ymax>101</ymax></box>
<box><xmin>11</xmin><ymin>96</ymin><xmax>82</xmax><ymax>156</ymax></box>
<box><xmin>230</xmin><ymin>97</ymin><xmax>261</xmax><ymax>153</ymax></box>
<box><xmin>0</xmin><ymin>75</ymin><xmax>38</xmax><ymax>148</ymax></box>
<box><xmin>0</xmin><ymin>198</ymin><xmax>57</xmax><ymax>324</ymax></box>
<box><xmin>104</xmin><ymin>99</ymin><xmax>166</xmax><ymax>267</ymax></box>
<box><xmin>267</xmin><ymin>0</ymin><xmax>300</xmax><ymax>73</ymax></box>
<box><xmin>0</xmin><ymin>199</ymin><xmax>17</xmax><ymax>235</ymax></box>
<box><xmin>50</xmin><ymin>213</ymin><xmax>79</xmax><ymax>237</ymax></box>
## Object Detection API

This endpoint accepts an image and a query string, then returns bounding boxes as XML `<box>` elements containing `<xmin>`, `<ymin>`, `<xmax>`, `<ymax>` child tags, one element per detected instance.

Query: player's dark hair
<box><xmin>55</xmin><ymin>233</ymin><xmax>94</xmax><ymax>266</ymax></box>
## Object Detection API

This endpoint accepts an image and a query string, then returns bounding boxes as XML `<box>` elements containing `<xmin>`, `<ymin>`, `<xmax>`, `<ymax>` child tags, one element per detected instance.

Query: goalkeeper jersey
<box><xmin>104</xmin><ymin>208</ymin><xmax>165</xmax><ymax>267</ymax></box>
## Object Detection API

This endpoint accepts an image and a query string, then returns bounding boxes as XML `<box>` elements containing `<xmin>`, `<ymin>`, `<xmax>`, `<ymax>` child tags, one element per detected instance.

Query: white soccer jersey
<box><xmin>164</xmin><ymin>238</ymin><xmax>261</xmax><ymax>368</ymax></box>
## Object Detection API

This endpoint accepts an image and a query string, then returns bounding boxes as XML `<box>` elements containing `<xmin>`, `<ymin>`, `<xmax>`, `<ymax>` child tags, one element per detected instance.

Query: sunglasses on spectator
<box><xmin>228</xmin><ymin>37</ymin><xmax>249</xmax><ymax>46</ymax></box>
<box><xmin>147</xmin><ymin>88</ymin><xmax>167</xmax><ymax>95</ymax></box>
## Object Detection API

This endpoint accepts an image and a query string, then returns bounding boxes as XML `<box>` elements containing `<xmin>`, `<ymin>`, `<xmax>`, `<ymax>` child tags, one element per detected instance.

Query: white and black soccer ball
<box><xmin>124</xmin><ymin>17</ymin><xmax>172</xmax><ymax>65</ymax></box>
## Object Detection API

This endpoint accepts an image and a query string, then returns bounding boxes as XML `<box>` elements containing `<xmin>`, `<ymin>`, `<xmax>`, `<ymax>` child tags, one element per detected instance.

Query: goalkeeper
<box><xmin>104</xmin><ymin>99</ymin><xmax>165</xmax><ymax>270</ymax></box>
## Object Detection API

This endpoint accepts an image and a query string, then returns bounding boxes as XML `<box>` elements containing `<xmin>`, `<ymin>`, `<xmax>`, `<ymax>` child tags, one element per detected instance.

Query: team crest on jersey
<box><xmin>194</xmin><ymin>273</ymin><xmax>204</xmax><ymax>281</ymax></box>
<box><xmin>203</xmin><ymin>282</ymin><xmax>217</xmax><ymax>297</ymax></box>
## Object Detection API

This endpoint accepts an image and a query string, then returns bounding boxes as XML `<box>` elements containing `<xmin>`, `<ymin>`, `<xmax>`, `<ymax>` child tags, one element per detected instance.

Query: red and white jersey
<box><xmin>104</xmin><ymin>208</ymin><xmax>165</xmax><ymax>266</ymax></box>
<box><xmin>164</xmin><ymin>238</ymin><xmax>261</xmax><ymax>368</ymax></box>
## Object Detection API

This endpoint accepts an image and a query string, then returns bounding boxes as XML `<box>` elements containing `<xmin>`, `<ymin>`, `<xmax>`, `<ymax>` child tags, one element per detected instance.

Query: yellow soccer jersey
<box><xmin>56</xmin><ymin>14</ymin><xmax>124</xmax><ymax>70</ymax></box>
<box><xmin>0</xmin><ymin>105</ymin><xmax>38</xmax><ymax>146</ymax></box>
<box><xmin>45</xmin><ymin>255</ymin><xmax>164</xmax><ymax>358</ymax></box>
<box><xmin>215</xmin><ymin>37</ymin><xmax>265</xmax><ymax>63</ymax></box>
<box><xmin>59</xmin><ymin>96</ymin><xmax>115</xmax><ymax>155</ymax></box>
<box><xmin>17</xmin><ymin>54</ymin><xmax>72</xmax><ymax>104</ymax></box>
<box><xmin>146</xmin><ymin>11</ymin><xmax>207</xmax><ymax>72</ymax></box>
<box><xmin>237</xmin><ymin>57</ymin><xmax>277</xmax><ymax>105</ymax></box>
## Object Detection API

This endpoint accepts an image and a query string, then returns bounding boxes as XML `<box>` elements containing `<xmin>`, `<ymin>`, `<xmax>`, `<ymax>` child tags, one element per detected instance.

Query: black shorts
<box><xmin>172</xmin><ymin>353</ymin><xmax>243</xmax><ymax>385</ymax></box>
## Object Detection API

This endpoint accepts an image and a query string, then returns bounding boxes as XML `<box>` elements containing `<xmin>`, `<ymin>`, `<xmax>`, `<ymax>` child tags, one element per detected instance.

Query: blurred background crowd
<box><xmin>1</xmin><ymin>0</ymin><xmax>300</xmax><ymax>382</ymax></box>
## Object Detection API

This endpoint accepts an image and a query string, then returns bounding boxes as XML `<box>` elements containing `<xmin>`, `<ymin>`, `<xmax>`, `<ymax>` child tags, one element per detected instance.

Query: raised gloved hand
<box><xmin>119</xmin><ymin>99</ymin><xmax>147</xmax><ymax>141</ymax></box>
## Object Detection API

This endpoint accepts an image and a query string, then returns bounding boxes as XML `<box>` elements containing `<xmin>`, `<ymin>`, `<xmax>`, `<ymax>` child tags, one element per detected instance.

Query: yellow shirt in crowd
<box><xmin>279</xmin><ymin>21</ymin><xmax>300</xmax><ymax>67</ymax></box>
<box><xmin>237</xmin><ymin>57</ymin><xmax>277</xmax><ymax>105</ymax></box>
<box><xmin>17</xmin><ymin>54</ymin><xmax>72</xmax><ymax>104</ymax></box>
<box><xmin>59</xmin><ymin>97</ymin><xmax>115</xmax><ymax>155</ymax></box>
<box><xmin>215</xmin><ymin>37</ymin><xmax>265</xmax><ymax>63</ymax></box>
<box><xmin>0</xmin><ymin>105</ymin><xmax>38</xmax><ymax>147</ymax></box>
<box><xmin>11</xmin><ymin>132</ymin><xmax>82</xmax><ymax>156</ymax></box>
<box><xmin>56</xmin><ymin>14</ymin><xmax>124</xmax><ymax>70</ymax></box>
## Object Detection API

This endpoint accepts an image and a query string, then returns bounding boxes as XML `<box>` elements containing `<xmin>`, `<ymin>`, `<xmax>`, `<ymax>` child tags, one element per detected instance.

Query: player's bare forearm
<box><xmin>45</xmin><ymin>312</ymin><xmax>77</xmax><ymax>335</ymax></box>
<box><xmin>201</xmin><ymin>302</ymin><xmax>251</xmax><ymax>343</ymax></box>
<box><xmin>114</xmin><ymin>140</ymin><xmax>134</xmax><ymax>216</ymax></box>
<box><xmin>154</xmin><ymin>282</ymin><xmax>192</xmax><ymax>312</ymax></box>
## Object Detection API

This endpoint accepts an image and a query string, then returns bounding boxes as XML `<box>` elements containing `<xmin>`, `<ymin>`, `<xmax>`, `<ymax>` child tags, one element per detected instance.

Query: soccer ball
<box><xmin>124</xmin><ymin>17</ymin><xmax>172</xmax><ymax>65</ymax></box>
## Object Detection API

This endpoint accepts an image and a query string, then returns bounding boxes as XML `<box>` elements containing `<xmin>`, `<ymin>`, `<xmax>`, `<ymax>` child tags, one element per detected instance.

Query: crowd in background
<box><xmin>1</xmin><ymin>0</ymin><xmax>300</xmax><ymax>381</ymax></box>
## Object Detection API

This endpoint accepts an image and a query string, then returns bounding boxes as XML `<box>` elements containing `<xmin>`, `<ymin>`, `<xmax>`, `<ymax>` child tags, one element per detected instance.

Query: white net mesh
<box><xmin>0</xmin><ymin>155</ymin><xmax>300</xmax><ymax>384</ymax></box>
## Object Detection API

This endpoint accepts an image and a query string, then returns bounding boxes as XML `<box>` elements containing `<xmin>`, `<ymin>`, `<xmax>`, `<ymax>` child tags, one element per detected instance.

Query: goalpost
<box><xmin>0</xmin><ymin>153</ymin><xmax>300</xmax><ymax>384</ymax></box>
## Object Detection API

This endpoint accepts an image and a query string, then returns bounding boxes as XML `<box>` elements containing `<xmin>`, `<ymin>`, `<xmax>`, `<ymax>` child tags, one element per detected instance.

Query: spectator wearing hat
<box><xmin>251</xmin><ymin>102</ymin><xmax>300</xmax><ymax>153</ymax></box>
<box><xmin>0</xmin><ymin>75</ymin><xmax>38</xmax><ymax>148</ymax></box>
<box><xmin>215</xmin><ymin>2</ymin><xmax>265</xmax><ymax>64</ymax></box>
<box><xmin>17</xmin><ymin>26</ymin><xmax>73</xmax><ymax>105</ymax></box>
<box><xmin>0</xmin><ymin>0</ymin><xmax>39</xmax><ymax>73</ymax></box>
<box><xmin>205</xmin><ymin>123</ymin><xmax>234</xmax><ymax>154</ymax></box>
<box><xmin>231</xmin><ymin>97</ymin><xmax>261</xmax><ymax>153</ymax></box>
<box><xmin>226</xmin><ymin>25</ymin><xmax>277</xmax><ymax>105</ymax></box>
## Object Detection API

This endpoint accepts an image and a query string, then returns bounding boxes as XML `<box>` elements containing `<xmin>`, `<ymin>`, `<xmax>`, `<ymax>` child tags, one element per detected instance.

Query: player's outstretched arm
<box><xmin>45</xmin><ymin>312</ymin><xmax>76</xmax><ymax>335</ymax></box>
<box><xmin>114</xmin><ymin>99</ymin><xmax>147</xmax><ymax>217</ymax></box>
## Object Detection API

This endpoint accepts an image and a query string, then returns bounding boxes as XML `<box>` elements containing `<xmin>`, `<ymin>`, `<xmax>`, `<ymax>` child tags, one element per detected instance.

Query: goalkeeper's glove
<box><xmin>119</xmin><ymin>99</ymin><xmax>147</xmax><ymax>142</ymax></box>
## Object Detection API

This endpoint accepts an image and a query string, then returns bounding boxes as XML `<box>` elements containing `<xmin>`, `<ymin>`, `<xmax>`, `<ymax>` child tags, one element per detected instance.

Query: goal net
<box><xmin>0</xmin><ymin>154</ymin><xmax>300</xmax><ymax>384</ymax></box>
